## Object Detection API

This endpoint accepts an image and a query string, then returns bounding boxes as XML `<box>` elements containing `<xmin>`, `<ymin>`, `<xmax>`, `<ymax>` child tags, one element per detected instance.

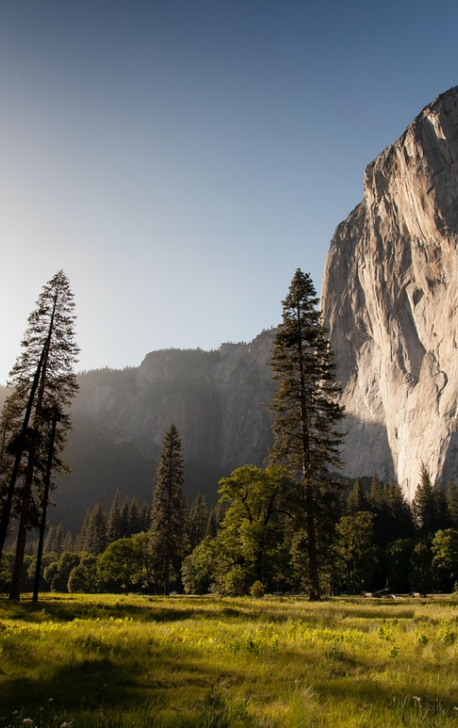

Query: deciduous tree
<box><xmin>213</xmin><ymin>465</ymin><xmax>293</xmax><ymax>593</ymax></box>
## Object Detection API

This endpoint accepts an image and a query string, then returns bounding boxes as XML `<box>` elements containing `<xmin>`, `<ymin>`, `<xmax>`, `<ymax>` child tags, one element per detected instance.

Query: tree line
<box><xmin>2</xmin><ymin>454</ymin><xmax>458</xmax><ymax>597</ymax></box>
<box><xmin>2</xmin><ymin>268</ymin><xmax>458</xmax><ymax>600</ymax></box>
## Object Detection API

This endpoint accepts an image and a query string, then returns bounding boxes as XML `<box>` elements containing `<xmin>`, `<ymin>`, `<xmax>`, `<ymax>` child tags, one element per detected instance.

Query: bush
<box><xmin>250</xmin><ymin>580</ymin><xmax>265</xmax><ymax>597</ymax></box>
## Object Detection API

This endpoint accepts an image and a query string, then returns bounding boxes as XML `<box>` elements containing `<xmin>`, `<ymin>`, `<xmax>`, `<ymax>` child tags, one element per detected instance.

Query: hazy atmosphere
<box><xmin>1</xmin><ymin>0</ymin><xmax>457</xmax><ymax>384</ymax></box>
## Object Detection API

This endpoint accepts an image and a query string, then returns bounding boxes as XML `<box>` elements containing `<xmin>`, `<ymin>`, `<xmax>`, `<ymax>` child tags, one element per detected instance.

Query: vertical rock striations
<box><xmin>322</xmin><ymin>86</ymin><xmax>458</xmax><ymax>495</ymax></box>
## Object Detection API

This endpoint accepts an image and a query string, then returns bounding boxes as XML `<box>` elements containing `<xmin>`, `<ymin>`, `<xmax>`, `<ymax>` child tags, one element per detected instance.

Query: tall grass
<box><xmin>1</xmin><ymin>594</ymin><xmax>458</xmax><ymax>726</ymax></box>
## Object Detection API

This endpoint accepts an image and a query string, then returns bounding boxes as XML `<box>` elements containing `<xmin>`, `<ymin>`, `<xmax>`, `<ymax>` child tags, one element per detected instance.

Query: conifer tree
<box><xmin>188</xmin><ymin>493</ymin><xmax>209</xmax><ymax>550</ymax></box>
<box><xmin>121</xmin><ymin>497</ymin><xmax>131</xmax><ymax>537</ymax></box>
<box><xmin>106</xmin><ymin>490</ymin><xmax>123</xmax><ymax>543</ymax></box>
<box><xmin>347</xmin><ymin>478</ymin><xmax>369</xmax><ymax>515</ymax></box>
<box><xmin>446</xmin><ymin>481</ymin><xmax>458</xmax><ymax>529</ymax></box>
<box><xmin>78</xmin><ymin>502</ymin><xmax>108</xmax><ymax>555</ymax></box>
<box><xmin>148</xmin><ymin>424</ymin><xmax>187</xmax><ymax>595</ymax></box>
<box><xmin>43</xmin><ymin>523</ymin><xmax>65</xmax><ymax>554</ymax></box>
<box><xmin>129</xmin><ymin>497</ymin><xmax>142</xmax><ymax>535</ymax></box>
<box><xmin>412</xmin><ymin>463</ymin><xmax>449</xmax><ymax>536</ymax></box>
<box><xmin>268</xmin><ymin>269</ymin><xmax>345</xmax><ymax>600</ymax></box>
<box><xmin>386</xmin><ymin>481</ymin><xmax>415</xmax><ymax>540</ymax></box>
<box><xmin>0</xmin><ymin>271</ymin><xmax>79</xmax><ymax>600</ymax></box>
<box><xmin>206</xmin><ymin>501</ymin><xmax>227</xmax><ymax>537</ymax></box>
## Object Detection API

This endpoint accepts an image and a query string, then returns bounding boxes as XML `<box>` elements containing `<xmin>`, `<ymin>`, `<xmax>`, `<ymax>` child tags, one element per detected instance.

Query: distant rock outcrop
<box><xmin>322</xmin><ymin>85</ymin><xmax>458</xmax><ymax>495</ymax></box>
<box><xmin>56</xmin><ymin>331</ymin><xmax>276</xmax><ymax>531</ymax></box>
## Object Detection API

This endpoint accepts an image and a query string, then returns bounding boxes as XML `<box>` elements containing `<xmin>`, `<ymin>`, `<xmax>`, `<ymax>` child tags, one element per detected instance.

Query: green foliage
<box><xmin>182</xmin><ymin>537</ymin><xmax>216</xmax><ymax>594</ymax></box>
<box><xmin>98</xmin><ymin>534</ymin><xmax>154</xmax><ymax>593</ymax></box>
<box><xmin>43</xmin><ymin>551</ymin><xmax>80</xmax><ymax>592</ymax></box>
<box><xmin>431</xmin><ymin>528</ymin><xmax>458</xmax><ymax>592</ymax></box>
<box><xmin>250</xmin><ymin>580</ymin><xmax>265</xmax><ymax>597</ymax></box>
<box><xmin>388</xmin><ymin>538</ymin><xmax>415</xmax><ymax>593</ymax></box>
<box><xmin>333</xmin><ymin>511</ymin><xmax>379</xmax><ymax>593</ymax></box>
<box><xmin>409</xmin><ymin>538</ymin><xmax>434</xmax><ymax>595</ymax></box>
<box><xmin>203</xmin><ymin>465</ymin><xmax>294</xmax><ymax>595</ymax></box>
<box><xmin>67</xmin><ymin>553</ymin><xmax>99</xmax><ymax>593</ymax></box>
<box><xmin>0</xmin><ymin>552</ymin><xmax>12</xmax><ymax>593</ymax></box>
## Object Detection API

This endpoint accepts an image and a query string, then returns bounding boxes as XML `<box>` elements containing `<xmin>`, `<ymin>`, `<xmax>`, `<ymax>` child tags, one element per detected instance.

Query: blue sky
<box><xmin>1</xmin><ymin>0</ymin><xmax>457</xmax><ymax>383</ymax></box>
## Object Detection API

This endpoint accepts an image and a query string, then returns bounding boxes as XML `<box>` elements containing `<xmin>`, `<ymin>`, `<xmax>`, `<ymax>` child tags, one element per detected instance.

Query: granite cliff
<box><xmin>322</xmin><ymin>85</ymin><xmax>458</xmax><ymax>495</ymax></box>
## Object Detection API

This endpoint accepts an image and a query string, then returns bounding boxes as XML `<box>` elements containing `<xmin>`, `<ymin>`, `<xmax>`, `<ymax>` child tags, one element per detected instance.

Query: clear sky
<box><xmin>1</xmin><ymin>0</ymin><xmax>457</xmax><ymax>384</ymax></box>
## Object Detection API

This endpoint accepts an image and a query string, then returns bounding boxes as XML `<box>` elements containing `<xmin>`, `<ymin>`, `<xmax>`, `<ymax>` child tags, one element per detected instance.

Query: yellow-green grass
<box><xmin>1</xmin><ymin>594</ymin><xmax>458</xmax><ymax>726</ymax></box>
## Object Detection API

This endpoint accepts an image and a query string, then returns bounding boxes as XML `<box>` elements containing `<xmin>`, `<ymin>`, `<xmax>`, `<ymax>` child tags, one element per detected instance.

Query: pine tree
<box><xmin>129</xmin><ymin>497</ymin><xmax>142</xmax><ymax>535</ymax></box>
<box><xmin>206</xmin><ymin>501</ymin><xmax>227</xmax><ymax>537</ymax></box>
<box><xmin>446</xmin><ymin>481</ymin><xmax>458</xmax><ymax>528</ymax></box>
<box><xmin>386</xmin><ymin>481</ymin><xmax>415</xmax><ymax>541</ymax></box>
<box><xmin>138</xmin><ymin>500</ymin><xmax>151</xmax><ymax>532</ymax></box>
<box><xmin>0</xmin><ymin>271</ymin><xmax>79</xmax><ymax>600</ymax></box>
<box><xmin>120</xmin><ymin>497</ymin><xmax>131</xmax><ymax>537</ymax></box>
<box><xmin>106</xmin><ymin>490</ymin><xmax>123</xmax><ymax>543</ymax></box>
<box><xmin>148</xmin><ymin>424</ymin><xmax>188</xmax><ymax>595</ymax></box>
<box><xmin>188</xmin><ymin>493</ymin><xmax>209</xmax><ymax>550</ymax></box>
<box><xmin>44</xmin><ymin>522</ymin><xmax>65</xmax><ymax>555</ymax></box>
<box><xmin>268</xmin><ymin>269</ymin><xmax>345</xmax><ymax>600</ymax></box>
<box><xmin>412</xmin><ymin>463</ymin><xmax>449</xmax><ymax>536</ymax></box>
<box><xmin>347</xmin><ymin>478</ymin><xmax>369</xmax><ymax>515</ymax></box>
<box><xmin>78</xmin><ymin>502</ymin><xmax>108</xmax><ymax>555</ymax></box>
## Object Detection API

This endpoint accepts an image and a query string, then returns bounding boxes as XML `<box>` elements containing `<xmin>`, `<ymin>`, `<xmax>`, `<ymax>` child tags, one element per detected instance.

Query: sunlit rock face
<box><xmin>322</xmin><ymin>86</ymin><xmax>458</xmax><ymax>496</ymax></box>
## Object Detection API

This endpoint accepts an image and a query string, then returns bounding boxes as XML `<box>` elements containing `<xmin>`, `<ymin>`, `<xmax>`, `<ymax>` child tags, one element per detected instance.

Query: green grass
<box><xmin>2</xmin><ymin>594</ymin><xmax>458</xmax><ymax>726</ymax></box>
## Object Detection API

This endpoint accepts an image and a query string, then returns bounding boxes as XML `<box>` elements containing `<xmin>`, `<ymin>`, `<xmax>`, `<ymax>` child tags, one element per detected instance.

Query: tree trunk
<box><xmin>9</xmin><ymin>447</ymin><xmax>36</xmax><ymax>601</ymax></box>
<box><xmin>33</xmin><ymin>411</ymin><xmax>58</xmax><ymax>601</ymax></box>
<box><xmin>305</xmin><ymin>482</ymin><xmax>321</xmax><ymax>601</ymax></box>
<box><xmin>0</xmin><ymin>300</ymin><xmax>56</xmax><ymax>562</ymax></box>
<box><xmin>0</xmin><ymin>347</ymin><xmax>47</xmax><ymax>559</ymax></box>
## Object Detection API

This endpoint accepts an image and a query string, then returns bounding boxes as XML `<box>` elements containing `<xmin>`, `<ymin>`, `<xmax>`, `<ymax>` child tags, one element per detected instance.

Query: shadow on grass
<box><xmin>0</xmin><ymin>595</ymin><xmax>282</xmax><ymax>626</ymax></box>
<box><xmin>0</xmin><ymin>650</ymin><xmax>243</xmax><ymax>722</ymax></box>
<box><xmin>0</xmin><ymin>596</ymin><xmax>209</xmax><ymax>624</ymax></box>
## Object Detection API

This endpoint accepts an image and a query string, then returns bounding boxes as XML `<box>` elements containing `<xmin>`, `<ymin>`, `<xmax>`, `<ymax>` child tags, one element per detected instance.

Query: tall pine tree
<box><xmin>0</xmin><ymin>271</ymin><xmax>79</xmax><ymax>600</ymax></box>
<box><xmin>269</xmin><ymin>269</ymin><xmax>345</xmax><ymax>600</ymax></box>
<box><xmin>148</xmin><ymin>424</ymin><xmax>188</xmax><ymax>595</ymax></box>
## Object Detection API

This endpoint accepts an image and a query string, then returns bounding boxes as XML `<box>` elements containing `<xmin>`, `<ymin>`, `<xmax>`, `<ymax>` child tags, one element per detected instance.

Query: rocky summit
<box><xmin>322</xmin><ymin>85</ymin><xmax>458</xmax><ymax>495</ymax></box>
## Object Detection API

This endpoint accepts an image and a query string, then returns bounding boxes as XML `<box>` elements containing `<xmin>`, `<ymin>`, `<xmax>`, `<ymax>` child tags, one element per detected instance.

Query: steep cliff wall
<box><xmin>57</xmin><ymin>331</ymin><xmax>276</xmax><ymax>530</ymax></box>
<box><xmin>322</xmin><ymin>85</ymin><xmax>458</xmax><ymax>495</ymax></box>
<box><xmin>72</xmin><ymin>330</ymin><xmax>275</xmax><ymax>470</ymax></box>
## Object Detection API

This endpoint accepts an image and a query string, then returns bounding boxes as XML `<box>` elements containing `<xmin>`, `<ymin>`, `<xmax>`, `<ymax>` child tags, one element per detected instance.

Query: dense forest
<box><xmin>2</xmin><ymin>461</ymin><xmax>458</xmax><ymax>598</ymax></box>
<box><xmin>2</xmin><ymin>269</ymin><xmax>458</xmax><ymax>601</ymax></box>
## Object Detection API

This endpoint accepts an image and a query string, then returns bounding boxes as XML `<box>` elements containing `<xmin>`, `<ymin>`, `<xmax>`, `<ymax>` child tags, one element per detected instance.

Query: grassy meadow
<box><xmin>1</xmin><ymin>594</ymin><xmax>458</xmax><ymax>727</ymax></box>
